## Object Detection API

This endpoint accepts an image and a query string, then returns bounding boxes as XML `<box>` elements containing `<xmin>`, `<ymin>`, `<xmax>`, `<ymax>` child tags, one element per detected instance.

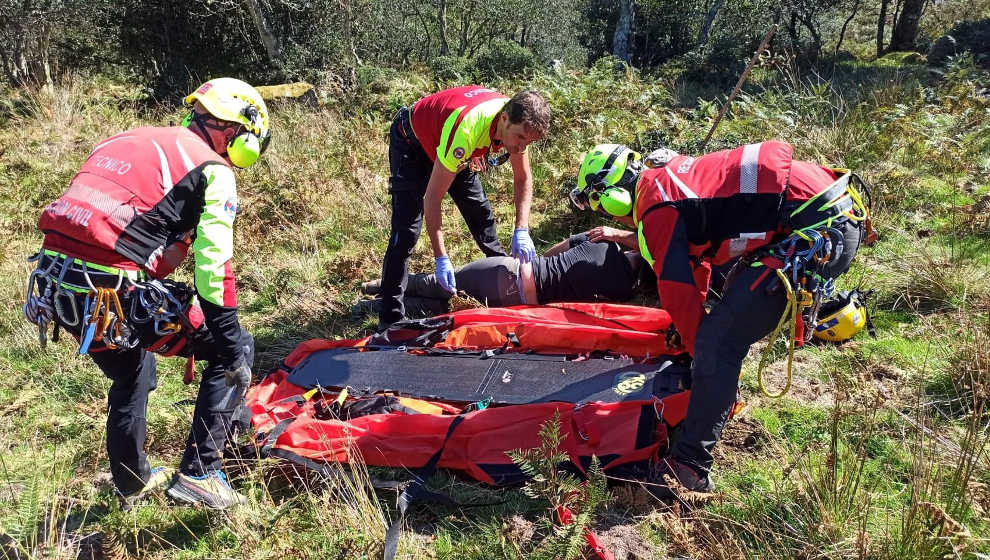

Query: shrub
<box><xmin>428</xmin><ymin>55</ymin><xmax>474</xmax><ymax>83</ymax></box>
<box><xmin>928</xmin><ymin>18</ymin><xmax>990</xmax><ymax>68</ymax></box>
<box><xmin>355</xmin><ymin>65</ymin><xmax>398</xmax><ymax>94</ymax></box>
<box><xmin>473</xmin><ymin>40</ymin><xmax>539</xmax><ymax>80</ymax></box>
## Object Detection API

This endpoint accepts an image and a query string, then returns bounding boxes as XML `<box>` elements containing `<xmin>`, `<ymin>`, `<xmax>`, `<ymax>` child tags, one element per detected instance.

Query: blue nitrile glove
<box><xmin>511</xmin><ymin>228</ymin><xmax>536</xmax><ymax>263</ymax></box>
<box><xmin>435</xmin><ymin>256</ymin><xmax>457</xmax><ymax>293</ymax></box>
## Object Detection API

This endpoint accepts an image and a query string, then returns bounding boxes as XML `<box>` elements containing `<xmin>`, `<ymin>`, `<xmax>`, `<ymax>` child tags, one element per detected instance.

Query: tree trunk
<box><xmin>612</xmin><ymin>0</ymin><xmax>634</xmax><ymax>62</ymax></box>
<box><xmin>798</xmin><ymin>13</ymin><xmax>823</xmax><ymax>58</ymax></box>
<box><xmin>338</xmin><ymin>0</ymin><xmax>363</xmax><ymax>66</ymax></box>
<box><xmin>697</xmin><ymin>0</ymin><xmax>725</xmax><ymax>46</ymax></box>
<box><xmin>876</xmin><ymin>0</ymin><xmax>888</xmax><ymax>55</ymax></box>
<box><xmin>242</xmin><ymin>0</ymin><xmax>280</xmax><ymax>63</ymax></box>
<box><xmin>438</xmin><ymin>0</ymin><xmax>450</xmax><ymax>56</ymax></box>
<box><xmin>834</xmin><ymin>0</ymin><xmax>861</xmax><ymax>61</ymax></box>
<box><xmin>888</xmin><ymin>0</ymin><xmax>924</xmax><ymax>51</ymax></box>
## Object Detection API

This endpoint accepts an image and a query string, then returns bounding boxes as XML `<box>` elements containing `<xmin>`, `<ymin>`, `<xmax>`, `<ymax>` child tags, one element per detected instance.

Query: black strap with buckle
<box><xmin>395</xmin><ymin>105</ymin><xmax>418</xmax><ymax>147</ymax></box>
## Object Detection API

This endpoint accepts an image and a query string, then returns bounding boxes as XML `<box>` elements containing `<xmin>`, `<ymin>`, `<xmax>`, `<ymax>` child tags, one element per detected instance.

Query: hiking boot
<box><xmin>166</xmin><ymin>471</ymin><xmax>247</xmax><ymax>509</ymax></box>
<box><xmin>360</xmin><ymin>279</ymin><xmax>382</xmax><ymax>295</ymax></box>
<box><xmin>647</xmin><ymin>457</ymin><xmax>714</xmax><ymax>499</ymax></box>
<box><xmin>119</xmin><ymin>466</ymin><xmax>173</xmax><ymax>511</ymax></box>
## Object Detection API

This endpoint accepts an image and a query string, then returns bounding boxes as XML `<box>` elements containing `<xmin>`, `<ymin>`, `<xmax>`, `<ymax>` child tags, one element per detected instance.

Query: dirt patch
<box><xmin>749</xmin><ymin>353</ymin><xmax>834</xmax><ymax>407</ymax></box>
<box><xmin>502</xmin><ymin>515</ymin><xmax>535</xmax><ymax>548</ymax></box>
<box><xmin>91</xmin><ymin>472</ymin><xmax>114</xmax><ymax>492</ymax></box>
<box><xmin>592</xmin><ymin>523</ymin><xmax>660</xmax><ymax>560</ymax></box>
<box><xmin>715</xmin><ymin>416</ymin><xmax>768</xmax><ymax>464</ymax></box>
<box><xmin>863</xmin><ymin>361</ymin><xmax>909</xmax><ymax>402</ymax></box>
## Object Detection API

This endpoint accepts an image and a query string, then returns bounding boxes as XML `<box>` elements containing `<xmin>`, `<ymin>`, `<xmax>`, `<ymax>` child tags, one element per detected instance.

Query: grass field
<box><xmin>0</xmin><ymin>54</ymin><xmax>988</xmax><ymax>559</ymax></box>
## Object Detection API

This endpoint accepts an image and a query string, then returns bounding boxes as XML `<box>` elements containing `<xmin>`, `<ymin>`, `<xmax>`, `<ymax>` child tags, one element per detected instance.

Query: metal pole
<box><xmin>700</xmin><ymin>24</ymin><xmax>778</xmax><ymax>150</ymax></box>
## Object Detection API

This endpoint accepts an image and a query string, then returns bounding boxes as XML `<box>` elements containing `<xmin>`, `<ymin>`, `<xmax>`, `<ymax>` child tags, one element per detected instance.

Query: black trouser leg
<box><xmin>407</xmin><ymin>256</ymin><xmax>523</xmax><ymax>306</ymax></box>
<box><xmin>380</xmin><ymin>110</ymin><xmax>432</xmax><ymax>326</ymax></box>
<box><xmin>90</xmin><ymin>347</ymin><xmax>157</xmax><ymax>495</ymax></box>
<box><xmin>448</xmin><ymin>170</ymin><xmax>505</xmax><ymax>258</ymax></box>
<box><xmin>406</xmin><ymin>272</ymin><xmax>452</xmax><ymax>300</ymax></box>
<box><xmin>672</xmin><ymin>221</ymin><xmax>862</xmax><ymax>474</ymax></box>
<box><xmin>379</xmin><ymin>191</ymin><xmax>426</xmax><ymax>325</ymax></box>
<box><xmin>671</xmin><ymin>264</ymin><xmax>787</xmax><ymax>475</ymax></box>
<box><xmin>180</xmin><ymin>330</ymin><xmax>255</xmax><ymax>476</ymax></box>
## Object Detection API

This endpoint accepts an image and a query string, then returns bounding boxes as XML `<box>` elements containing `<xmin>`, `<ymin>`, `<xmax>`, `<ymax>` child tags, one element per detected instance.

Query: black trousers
<box><xmin>671</xmin><ymin>220</ymin><xmax>862</xmax><ymax>474</ymax></box>
<box><xmin>379</xmin><ymin>108</ymin><xmax>505</xmax><ymax>325</ymax></box>
<box><xmin>48</xmin><ymin>279</ymin><xmax>254</xmax><ymax>495</ymax></box>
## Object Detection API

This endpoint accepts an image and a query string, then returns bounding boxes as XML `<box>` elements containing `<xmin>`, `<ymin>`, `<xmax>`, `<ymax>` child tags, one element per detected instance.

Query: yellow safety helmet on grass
<box><xmin>813</xmin><ymin>289</ymin><xmax>875</xmax><ymax>343</ymax></box>
<box><xmin>184</xmin><ymin>77</ymin><xmax>272</xmax><ymax>168</ymax></box>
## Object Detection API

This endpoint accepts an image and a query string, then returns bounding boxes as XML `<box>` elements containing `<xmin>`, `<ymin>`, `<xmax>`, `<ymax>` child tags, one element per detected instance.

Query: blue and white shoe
<box><xmin>166</xmin><ymin>470</ymin><xmax>248</xmax><ymax>509</ymax></box>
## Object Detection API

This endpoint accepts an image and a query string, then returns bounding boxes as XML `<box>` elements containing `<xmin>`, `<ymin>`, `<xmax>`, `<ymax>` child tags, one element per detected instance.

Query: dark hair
<box><xmin>504</xmin><ymin>89</ymin><xmax>550</xmax><ymax>137</ymax></box>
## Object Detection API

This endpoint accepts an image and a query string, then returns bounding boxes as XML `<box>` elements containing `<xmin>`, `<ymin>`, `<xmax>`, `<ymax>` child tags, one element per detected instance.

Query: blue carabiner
<box><xmin>78</xmin><ymin>294</ymin><xmax>96</xmax><ymax>355</ymax></box>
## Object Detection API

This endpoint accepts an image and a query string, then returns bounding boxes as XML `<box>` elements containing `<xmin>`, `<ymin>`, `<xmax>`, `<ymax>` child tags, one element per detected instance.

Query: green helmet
<box><xmin>571</xmin><ymin>144</ymin><xmax>642</xmax><ymax>216</ymax></box>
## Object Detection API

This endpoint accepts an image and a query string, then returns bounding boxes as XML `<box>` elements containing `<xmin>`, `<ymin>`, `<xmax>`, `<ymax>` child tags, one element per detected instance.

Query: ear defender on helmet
<box><xmin>181</xmin><ymin>112</ymin><xmax>193</xmax><ymax>127</ymax></box>
<box><xmin>599</xmin><ymin>186</ymin><xmax>633</xmax><ymax>216</ymax></box>
<box><xmin>226</xmin><ymin>104</ymin><xmax>269</xmax><ymax>169</ymax></box>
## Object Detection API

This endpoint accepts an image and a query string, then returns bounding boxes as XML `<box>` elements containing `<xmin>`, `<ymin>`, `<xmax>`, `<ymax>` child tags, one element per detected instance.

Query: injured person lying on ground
<box><xmin>355</xmin><ymin>231</ymin><xmax>651</xmax><ymax>318</ymax></box>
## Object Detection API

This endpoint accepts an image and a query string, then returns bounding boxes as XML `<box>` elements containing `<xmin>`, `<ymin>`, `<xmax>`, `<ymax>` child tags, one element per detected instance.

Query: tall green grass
<box><xmin>1</xmin><ymin>54</ymin><xmax>988</xmax><ymax>558</ymax></box>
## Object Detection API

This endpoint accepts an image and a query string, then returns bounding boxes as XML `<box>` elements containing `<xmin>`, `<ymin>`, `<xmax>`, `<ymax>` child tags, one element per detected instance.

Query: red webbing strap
<box><xmin>555</xmin><ymin>505</ymin><xmax>615</xmax><ymax>560</ymax></box>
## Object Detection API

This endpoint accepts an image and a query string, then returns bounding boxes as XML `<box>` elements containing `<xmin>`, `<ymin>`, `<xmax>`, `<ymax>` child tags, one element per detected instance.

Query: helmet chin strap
<box><xmin>189</xmin><ymin>111</ymin><xmax>233</xmax><ymax>158</ymax></box>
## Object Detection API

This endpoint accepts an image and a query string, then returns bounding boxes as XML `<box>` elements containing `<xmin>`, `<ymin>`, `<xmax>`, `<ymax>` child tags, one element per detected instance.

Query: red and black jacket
<box><xmin>634</xmin><ymin>141</ymin><xmax>840</xmax><ymax>353</ymax></box>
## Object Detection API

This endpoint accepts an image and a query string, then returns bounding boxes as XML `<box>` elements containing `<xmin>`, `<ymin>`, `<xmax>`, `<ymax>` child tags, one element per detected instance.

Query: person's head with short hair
<box><xmin>182</xmin><ymin>77</ymin><xmax>272</xmax><ymax>168</ymax></box>
<box><xmin>495</xmin><ymin>89</ymin><xmax>550</xmax><ymax>154</ymax></box>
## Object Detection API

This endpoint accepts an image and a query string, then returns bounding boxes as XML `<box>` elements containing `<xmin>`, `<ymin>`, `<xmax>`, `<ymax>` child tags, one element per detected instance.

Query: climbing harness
<box><xmin>752</xmin><ymin>170</ymin><xmax>873</xmax><ymax>398</ymax></box>
<box><xmin>22</xmin><ymin>254</ymin><xmax>59</xmax><ymax>348</ymax></box>
<box><xmin>77</xmin><ymin>266</ymin><xmax>127</xmax><ymax>354</ymax></box>
<box><xmin>128</xmin><ymin>279</ymin><xmax>194</xmax><ymax>336</ymax></box>
<box><xmin>23</xmin><ymin>252</ymin><xmax>196</xmax><ymax>354</ymax></box>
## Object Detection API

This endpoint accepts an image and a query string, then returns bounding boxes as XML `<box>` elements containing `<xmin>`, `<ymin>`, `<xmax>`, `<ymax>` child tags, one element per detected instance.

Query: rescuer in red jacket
<box><xmin>23</xmin><ymin>78</ymin><xmax>272</xmax><ymax>509</ymax></box>
<box><xmin>571</xmin><ymin>141</ymin><xmax>869</xmax><ymax>493</ymax></box>
<box><xmin>379</xmin><ymin>86</ymin><xmax>551</xmax><ymax>328</ymax></box>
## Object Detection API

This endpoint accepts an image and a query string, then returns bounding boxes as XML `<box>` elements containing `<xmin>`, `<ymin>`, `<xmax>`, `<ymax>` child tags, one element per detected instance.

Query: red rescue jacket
<box><xmin>634</xmin><ymin>141</ymin><xmax>839</xmax><ymax>353</ymax></box>
<box><xmin>39</xmin><ymin>126</ymin><xmax>228</xmax><ymax>277</ymax></box>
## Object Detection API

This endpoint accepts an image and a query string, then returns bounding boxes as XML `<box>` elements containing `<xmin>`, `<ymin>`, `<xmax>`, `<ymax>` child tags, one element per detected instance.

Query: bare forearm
<box><xmin>543</xmin><ymin>238</ymin><xmax>571</xmax><ymax>257</ymax></box>
<box><xmin>424</xmin><ymin>161</ymin><xmax>456</xmax><ymax>257</ymax></box>
<box><xmin>513</xmin><ymin>178</ymin><xmax>532</xmax><ymax>229</ymax></box>
<box><xmin>424</xmin><ymin>191</ymin><xmax>447</xmax><ymax>257</ymax></box>
<box><xmin>614</xmin><ymin>229</ymin><xmax>638</xmax><ymax>249</ymax></box>
<box><xmin>510</xmin><ymin>152</ymin><xmax>533</xmax><ymax>229</ymax></box>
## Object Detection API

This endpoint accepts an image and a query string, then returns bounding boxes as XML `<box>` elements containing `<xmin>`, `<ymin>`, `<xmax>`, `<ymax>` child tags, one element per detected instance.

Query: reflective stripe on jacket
<box><xmin>38</xmin><ymin>126</ymin><xmax>238</xmax><ymax>308</ymax></box>
<box><xmin>410</xmin><ymin>85</ymin><xmax>508</xmax><ymax>173</ymax></box>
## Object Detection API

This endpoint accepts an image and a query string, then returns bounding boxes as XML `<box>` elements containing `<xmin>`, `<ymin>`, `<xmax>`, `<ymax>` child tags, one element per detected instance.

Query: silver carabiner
<box><xmin>52</xmin><ymin>254</ymin><xmax>81</xmax><ymax>327</ymax></box>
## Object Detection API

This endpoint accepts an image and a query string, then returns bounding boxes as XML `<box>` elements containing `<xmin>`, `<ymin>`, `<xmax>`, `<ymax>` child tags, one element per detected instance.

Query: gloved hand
<box><xmin>435</xmin><ymin>256</ymin><xmax>457</xmax><ymax>294</ymax></box>
<box><xmin>511</xmin><ymin>228</ymin><xmax>536</xmax><ymax>263</ymax></box>
<box><xmin>218</xmin><ymin>357</ymin><xmax>252</xmax><ymax>410</ymax></box>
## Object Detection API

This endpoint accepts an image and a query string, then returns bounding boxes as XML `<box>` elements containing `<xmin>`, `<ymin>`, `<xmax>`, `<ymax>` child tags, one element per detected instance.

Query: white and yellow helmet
<box><xmin>184</xmin><ymin>77</ymin><xmax>272</xmax><ymax>168</ymax></box>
